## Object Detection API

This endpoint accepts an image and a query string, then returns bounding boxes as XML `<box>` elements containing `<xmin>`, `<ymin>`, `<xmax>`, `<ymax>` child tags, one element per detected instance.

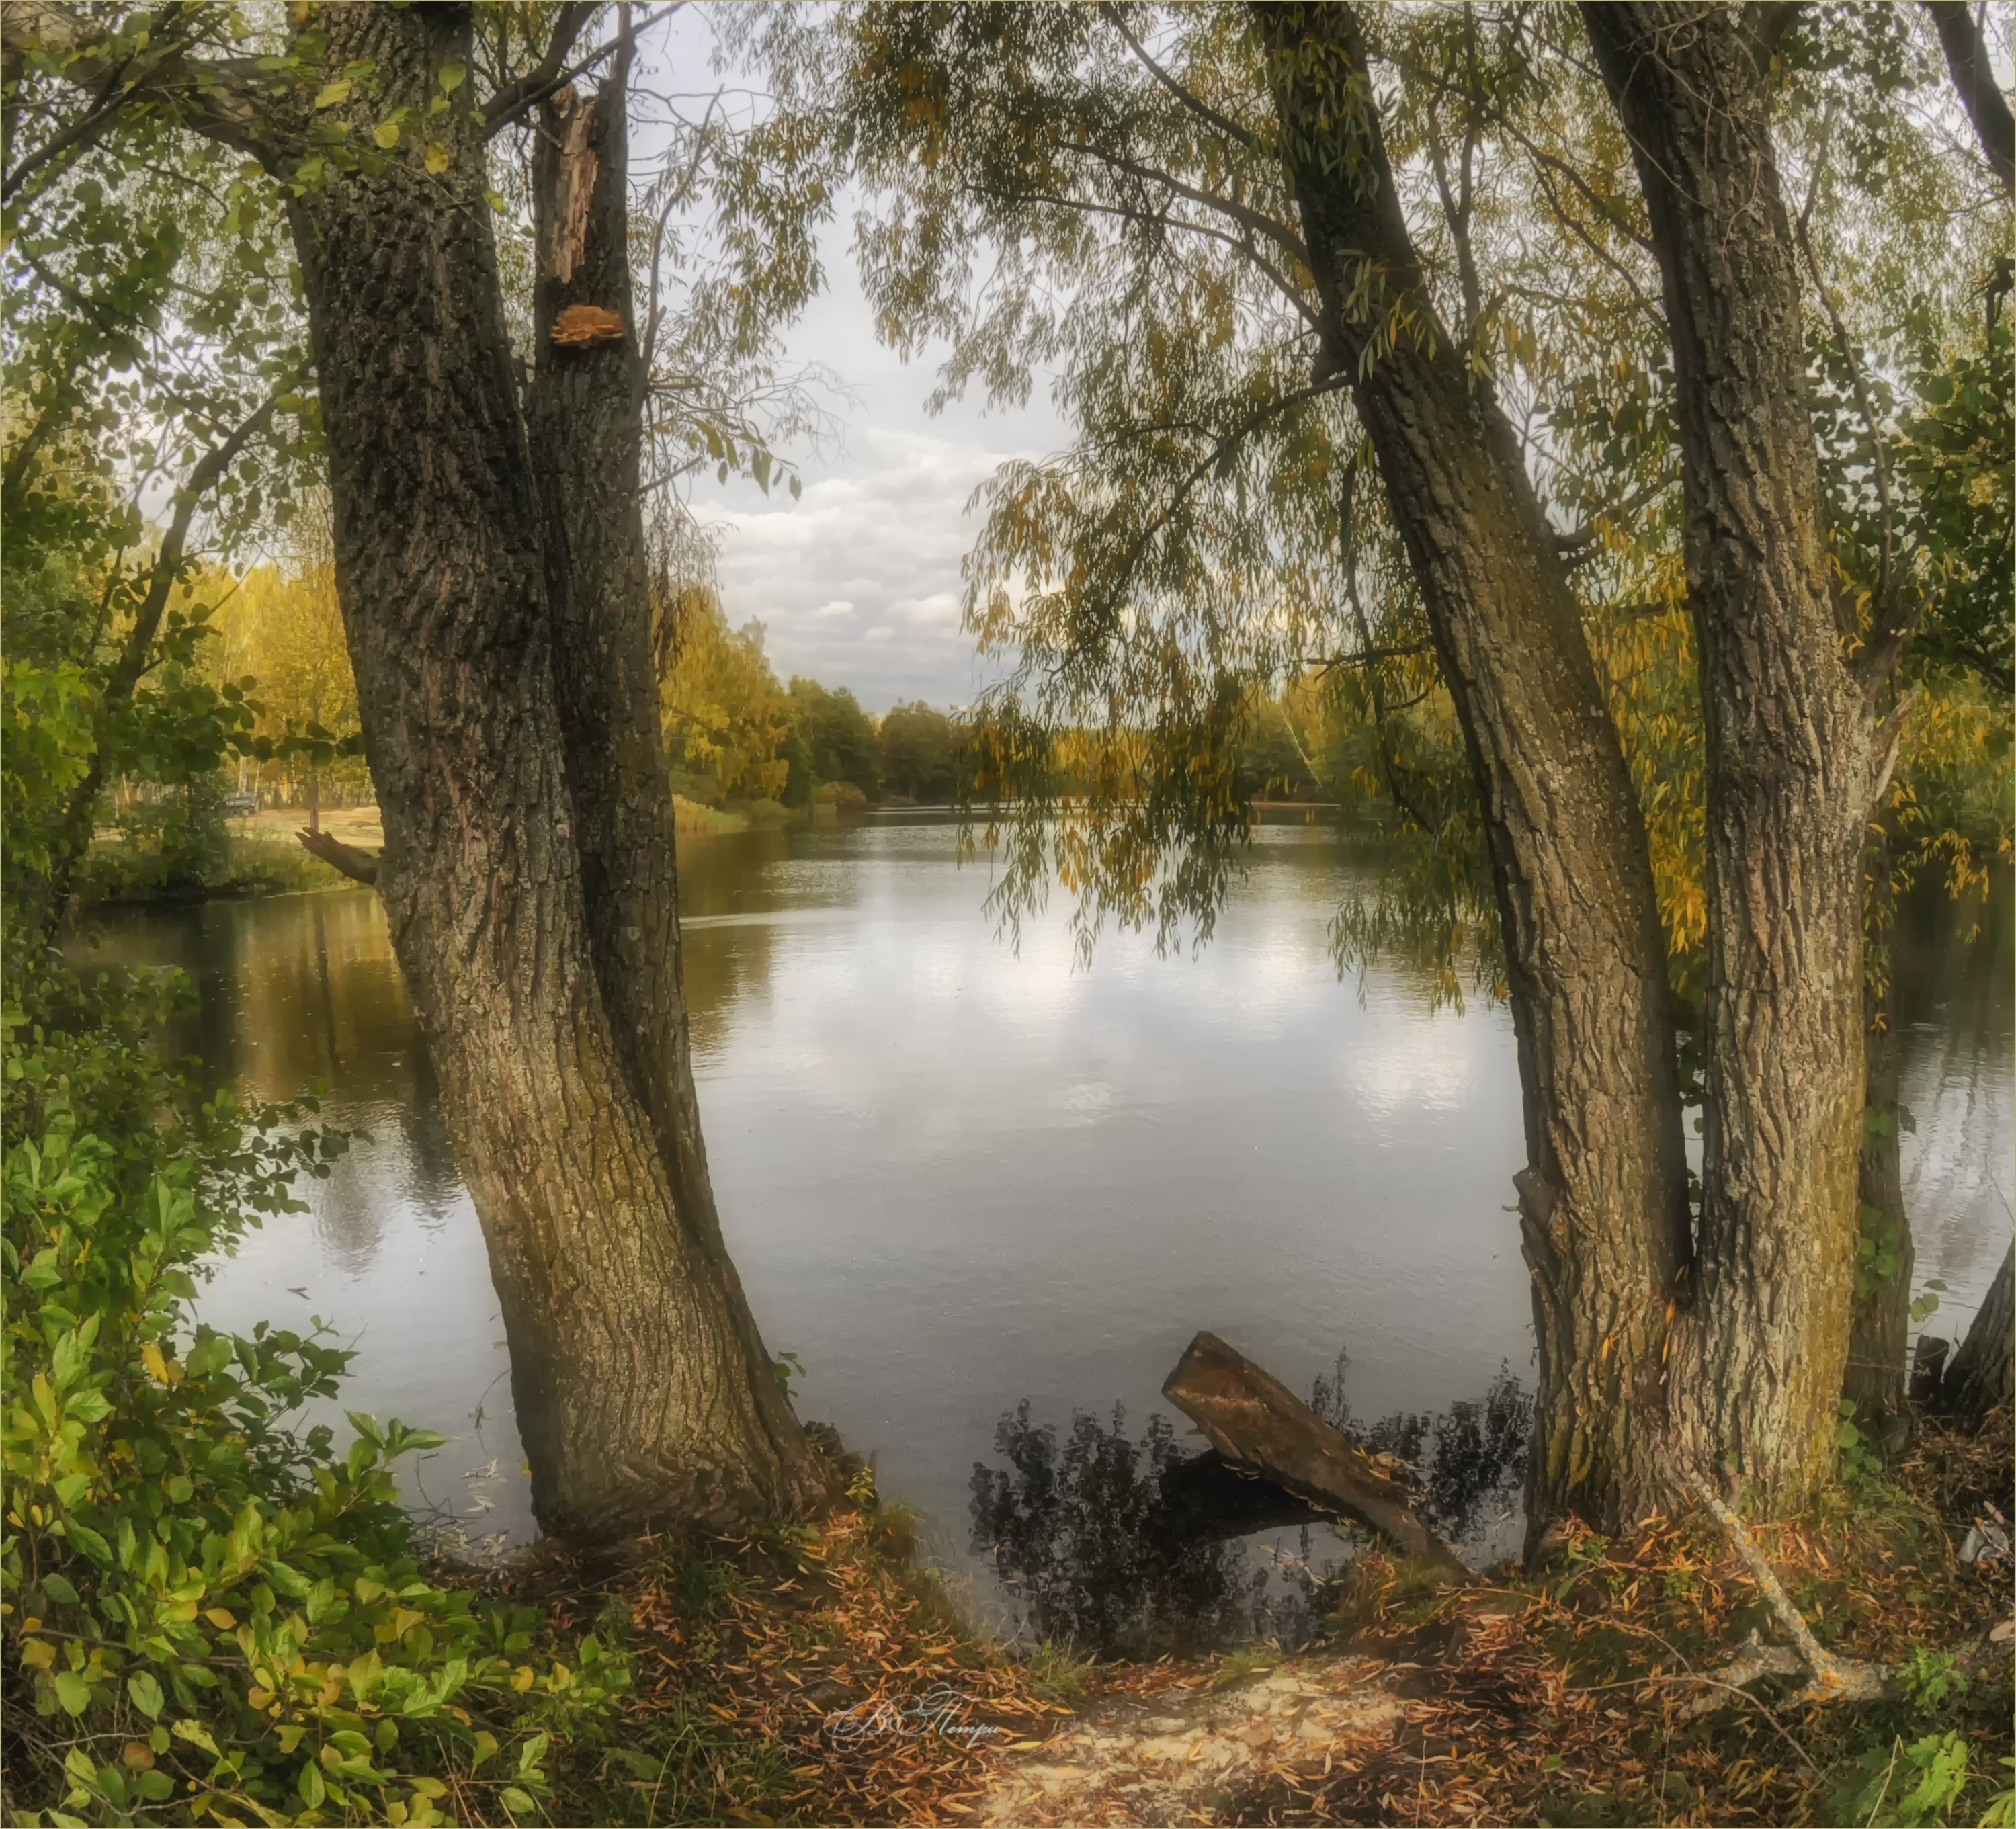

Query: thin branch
<box><xmin>1099</xmin><ymin>2</ymin><xmax>1257</xmax><ymax>150</ymax></box>
<box><xmin>482</xmin><ymin>2</ymin><xmax>683</xmax><ymax>140</ymax></box>
<box><xmin>1054</xmin><ymin>136</ymin><xmax>1310</xmax><ymax>266</ymax></box>
<box><xmin>982</xmin><ymin>179</ymin><xmax>1322</xmax><ymax>329</ymax></box>
<box><xmin>1</xmin><ymin>400</ymin><xmax>60</xmax><ymax>517</ymax></box>
<box><xmin>39</xmin><ymin>388</ymin><xmax>278</xmax><ymax>935</ymax></box>
<box><xmin>1554</xmin><ymin>477</ymin><xmax>1670</xmax><ymax>553</ymax></box>
<box><xmin>477</xmin><ymin>1</ymin><xmax>595</xmax><ymax>139</ymax></box>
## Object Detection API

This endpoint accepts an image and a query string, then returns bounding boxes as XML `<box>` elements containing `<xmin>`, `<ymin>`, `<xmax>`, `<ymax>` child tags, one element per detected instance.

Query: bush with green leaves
<box><xmin>1</xmin><ymin>955</ymin><xmax>628</xmax><ymax>1826</ymax></box>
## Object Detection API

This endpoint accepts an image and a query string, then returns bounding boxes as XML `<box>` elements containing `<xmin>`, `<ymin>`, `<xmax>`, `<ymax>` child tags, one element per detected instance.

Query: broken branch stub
<box><xmin>1161</xmin><ymin>1332</ymin><xmax>1466</xmax><ymax>1576</ymax></box>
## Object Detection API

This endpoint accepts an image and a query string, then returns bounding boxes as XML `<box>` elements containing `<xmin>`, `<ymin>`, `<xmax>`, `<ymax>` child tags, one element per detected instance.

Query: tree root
<box><xmin>1681</xmin><ymin>1475</ymin><xmax>1889</xmax><ymax>1711</ymax></box>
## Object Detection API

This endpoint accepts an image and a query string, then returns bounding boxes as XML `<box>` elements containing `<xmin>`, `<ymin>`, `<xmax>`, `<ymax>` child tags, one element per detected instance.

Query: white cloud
<box><xmin>680</xmin><ymin>211</ymin><xmax>1069</xmax><ymax>714</ymax></box>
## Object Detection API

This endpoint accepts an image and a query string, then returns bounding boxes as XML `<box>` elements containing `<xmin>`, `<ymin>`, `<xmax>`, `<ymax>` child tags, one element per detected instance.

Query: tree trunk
<box><xmin>1585</xmin><ymin>3</ymin><xmax>1880</xmax><ymax>1511</ymax></box>
<box><xmin>1255</xmin><ymin>3</ymin><xmax>1692</xmax><ymax>1546</ymax></box>
<box><xmin>1844</xmin><ymin>814</ymin><xmax>1912</xmax><ymax>1448</ymax></box>
<box><xmin>1945</xmin><ymin>1238</ymin><xmax>2015</xmax><ymax>1420</ymax></box>
<box><xmin>524</xmin><ymin>44</ymin><xmax>820</xmax><ymax>1506</ymax></box>
<box><xmin>281</xmin><ymin>3</ymin><xmax>814</xmax><ymax>1537</ymax></box>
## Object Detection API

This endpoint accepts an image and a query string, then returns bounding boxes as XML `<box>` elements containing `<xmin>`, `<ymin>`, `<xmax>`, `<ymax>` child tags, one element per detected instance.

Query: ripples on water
<box><xmin>71</xmin><ymin>822</ymin><xmax>2013</xmax><ymax>1641</ymax></box>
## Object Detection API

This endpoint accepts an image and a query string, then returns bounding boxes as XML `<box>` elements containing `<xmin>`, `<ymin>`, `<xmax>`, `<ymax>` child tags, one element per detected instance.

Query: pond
<box><xmin>75</xmin><ymin>819</ymin><xmax>2014</xmax><ymax>1652</ymax></box>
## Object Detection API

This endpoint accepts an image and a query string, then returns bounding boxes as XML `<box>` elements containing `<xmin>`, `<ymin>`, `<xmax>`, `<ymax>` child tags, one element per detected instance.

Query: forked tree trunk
<box><xmin>1585</xmin><ymin>3</ymin><xmax>1880</xmax><ymax>1511</ymax></box>
<box><xmin>524</xmin><ymin>48</ymin><xmax>821</xmax><ymax>1504</ymax></box>
<box><xmin>1254</xmin><ymin>2</ymin><xmax>1693</xmax><ymax>1547</ymax></box>
<box><xmin>281</xmin><ymin>3</ymin><xmax>814</xmax><ymax>1537</ymax></box>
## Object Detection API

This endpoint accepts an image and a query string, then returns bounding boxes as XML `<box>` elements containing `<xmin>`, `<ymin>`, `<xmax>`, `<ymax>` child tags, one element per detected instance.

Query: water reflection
<box><xmin>67</xmin><ymin>828</ymin><xmax>2011</xmax><ymax>1607</ymax></box>
<box><xmin>970</xmin><ymin>1354</ymin><xmax>1531</xmax><ymax>1656</ymax></box>
<box><xmin>971</xmin><ymin>1403</ymin><xmax>1338</xmax><ymax>1657</ymax></box>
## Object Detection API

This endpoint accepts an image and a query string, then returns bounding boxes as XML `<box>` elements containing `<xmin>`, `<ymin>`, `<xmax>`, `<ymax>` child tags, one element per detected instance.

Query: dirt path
<box><xmin>976</xmin><ymin>1656</ymin><xmax>1404</xmax><ymax>1828</ymax></box>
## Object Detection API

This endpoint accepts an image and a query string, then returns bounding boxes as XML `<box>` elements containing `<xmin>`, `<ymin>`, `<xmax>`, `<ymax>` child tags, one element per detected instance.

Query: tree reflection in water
<box><xmin>970</xmin><ymin>1351</ymin><xmax>1531</xmax><ymax>1658</ymax></box>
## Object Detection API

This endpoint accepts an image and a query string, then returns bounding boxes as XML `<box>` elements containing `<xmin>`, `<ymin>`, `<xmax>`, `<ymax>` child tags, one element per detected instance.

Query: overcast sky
<box><xmin>676</xmin><ymin>227</ymin><xmax>1066</xmax><ymax>715</ymax></box>
<box><xmin>626</xmin><ymin>12</ymin><xmax>1068</xmax><ymax>716</ymax></box>
<box><xmin>674</xmin><ymin>269</ymin><xmax>1020</xmax><ymax>712</ymax></box>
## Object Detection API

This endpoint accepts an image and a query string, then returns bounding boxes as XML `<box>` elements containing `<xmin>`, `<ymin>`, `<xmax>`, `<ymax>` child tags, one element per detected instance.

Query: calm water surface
<box><xmin>78</xmin><ymin>820</ymin><xmax>2014</xmax><ymax>1644</ymax></box>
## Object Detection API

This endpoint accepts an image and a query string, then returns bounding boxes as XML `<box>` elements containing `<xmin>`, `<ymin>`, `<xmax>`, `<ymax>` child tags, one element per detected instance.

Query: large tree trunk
<box><xmin>1585</xmin><ymin>3</ymin><xmax>1880</xmax><ymax>1512</ymax></box>
<box><xmin>282</xmin><ymin>3</ymin><xmax>814</xmax><ymax>1537</ymax></box>
<box><xmin>523</xmin><ymin>46</ymin><xmax>821</xmax><ymax>1506</ymax></box>
<box><xmin>1255</xmin><ymin>3</ymin><xmax>1692</xmax><ymax>1547</ymax></box>
<box><xmin>1844</xmin><ymin>815</ymin><xmax>1912</xmax><ymax>1447</ymax></box>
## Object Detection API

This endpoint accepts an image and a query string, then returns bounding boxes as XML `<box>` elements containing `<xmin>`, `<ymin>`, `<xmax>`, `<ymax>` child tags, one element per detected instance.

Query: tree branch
<box><xmin>38</xmin><ymin>388</ymin><xmax>277</xmax><ymax>935</ymax></box>
<box><xmin>1099</xmin><ymin>2</ymin><xmax>1257</xmax><ymax>151</ymax></box>
<box><xmin>1923</xmin><ymin>0</ymin><xmax>2016</xmax><ymax>189</ymax></box>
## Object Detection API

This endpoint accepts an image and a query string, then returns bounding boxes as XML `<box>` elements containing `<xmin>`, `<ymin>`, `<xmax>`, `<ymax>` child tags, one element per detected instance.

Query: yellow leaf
<box><xmin>247</xmin><ymin>1687</ymin><xmax>272</xmax><ymax>1711</ymax></box>
<box><xmin>205</xmin><ymin>1609</ymin><xmax>236</xmax><ymax>1630</ymax></box>
<box><xmin>314</xmin><ymin>79</ymin><xmax>352</xmax><ymax>110</ymax></box>
<box><xmin>123</xmin><ymin>1741</ymin><xmax>156</xmax><ymax>1771</ymax></box>
<box><xmin>142</xmin><ymin>1341</ymin><xmax>171</xmax><ymax>1384</ymax></box>
<box><xmin>374</xmin><ymin>122</ymin><xmax>401</xmax><ymax>149</ymax></box>
<box><xmin>425</xmin><ymin>142</ymin><xmax>450</xmax><ymax>175</ymax></box>
<box><xmin>19</xmin><ymin>1637</ymin><xmax>56</xmax><ymax>1668</ymax></box>
<box><xmin>511</xmin><ymin>1665</ymin><xmax>535</xmax><ymax>1692</ymax></box>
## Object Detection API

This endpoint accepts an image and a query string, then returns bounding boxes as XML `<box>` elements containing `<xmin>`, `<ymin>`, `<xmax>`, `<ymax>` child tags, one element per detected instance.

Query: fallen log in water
<box><xmin>297</xmin><ymin>826</ymin><xmax>381</xmax><ymax>886</ymax></box>
<box><xmin>1161</xmin><ymin>1332</ymin><xmax>1467</xmax><ymax>1576</ymax></box>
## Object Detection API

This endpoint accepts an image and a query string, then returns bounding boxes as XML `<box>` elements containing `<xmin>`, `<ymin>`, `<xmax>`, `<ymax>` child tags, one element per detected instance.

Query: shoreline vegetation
<box><xmin>71</xmin><ymin>798</ymin><xmax>1355</xmax><ymax>912</ymax></box>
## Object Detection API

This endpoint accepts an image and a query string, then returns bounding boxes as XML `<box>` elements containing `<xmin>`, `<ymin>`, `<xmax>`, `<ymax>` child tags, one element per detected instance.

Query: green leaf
<box><xmin>314</xmin><ymin>80</ymin><xmax>353</xmax><ymax>110</ymax></box>
<box><xmin>172</xmin><ymin>1719</ymin><xmax>220</xmax><ymax>1756</ymax></box>
<box><xmin>54</xmin><ymin>1670</ymin><xmax>93</xmax><ymax>1717</ymax></box>
<box><xmin>425</xmin><ymin>142</ymin><xmax>452</xmax><ymax>176</ymax></box>
<box><xmin>128</xmin><ymin>1671</ymin><xmax>164</xmax><ymax>1720</ymax></box>
<box><xmin>437</xmin><ymin>60</ymin><xmax>466</xmax><ymax>94</ymax></box>
<box><xmin>374</xmin><ymin>121</ymin><xmax>402</xmax><ymax>149</ymax></box>
<box><xmin>300</xmin><ymin>1760</ymin><xmax>326</xmax><ymax>1809</ymax></box>
<box><xmin>41</xmin><ymin>1573</ymin><xmax>79</xmax><ymax>1605</ymax></box>
<box><xmin>500</xmin><ymin>1787</ymin><xmax>536</xmax><ymax>1815</ymax></box>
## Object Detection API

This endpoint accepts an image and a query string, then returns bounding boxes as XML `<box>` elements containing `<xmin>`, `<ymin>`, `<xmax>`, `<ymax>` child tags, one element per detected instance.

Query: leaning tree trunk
<box><xmin>282</xmin><ymin>2</ymin><xmax>815</xmax><ymax>1537</ymax></box>
<box><xmin>1585</xmin><ymin>3</ymin><xmax>1880</xmax><ymax>1513</ymax></box>
<box><xmin>1255</xmin><ymin>3</ymin><xmax>1693</xmax><ymax>1548</ymax></box>
<box><xmin>1945</xmin><ymin>1238</ymin><xmax>2015</xmax><ymax>1420</ymax></box>
<box><xmin>524</xmin><ymin>48</ymin><xmax>821</xmax><ymax>1504</ymax></box>
<box><xmin>1844</xmin><ymin>813</ymin><xmax>1913</xmax><ymax>1447</ymax></box>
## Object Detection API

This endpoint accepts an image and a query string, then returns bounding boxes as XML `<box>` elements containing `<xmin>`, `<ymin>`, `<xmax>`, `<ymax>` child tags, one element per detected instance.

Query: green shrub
<box><xmin>1</xmin><ymin>956</ymin><xmax>626</xmax><ymax>1825</ymax></box>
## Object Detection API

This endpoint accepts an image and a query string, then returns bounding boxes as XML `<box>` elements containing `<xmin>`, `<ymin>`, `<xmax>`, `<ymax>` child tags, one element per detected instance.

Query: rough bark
<box><xmin>278</xmin><ymin>3</ymin><xmax>812</xmax><ymax>1537</ymax></box>
<box><xmin>1162</xmin><ymin>1332</ymin><xmax>1466</xmax><ymax>1574</ymax></box>
<box><xmin>1585</xmin><ymin>3</ymin><xmax>1880</xmax><ymax>1511</ymax></box>
<box><xmin>1843</xmin><ymin>816</ymin><xmax>1912</xmax><ymax>1447</ymax></box>
<box><xmin>1254</xmin><ymin>3</ymin><xmax>1692</xmax><ymax>1546</ymax></box>
<box><xmin>524</xmin><ymin>46</ymin><xmax>820</xmax><ymax>1506</ymax></box>
<box><xmin>1944</xmin><ymin>1238</ymin><xmax>2015</xmax><ymax>1419</ymax></box>
<box><xmin>1922</xmin><ymin>0</ymin><xmax>2016</xmax><ymax>191</ymax></box>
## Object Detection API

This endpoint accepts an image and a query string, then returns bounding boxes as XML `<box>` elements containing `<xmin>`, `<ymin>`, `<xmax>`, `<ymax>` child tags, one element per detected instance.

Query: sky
<box><xmin>680</xmin><ymin>251</ymin><xmax>1066</xmax><ymax>714</ymax></box>
<box><xmin>632</xmin><ymin>15</ymin><xmax>1070</xmax><ymax>716</ymax></box>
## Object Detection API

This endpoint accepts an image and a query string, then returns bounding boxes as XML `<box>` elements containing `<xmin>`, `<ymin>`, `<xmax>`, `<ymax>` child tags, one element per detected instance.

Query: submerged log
<box><xmin>1161</xmin><ymin>1332</ymin><xmax>1466</xmax><ymax>1576</ymax></box>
